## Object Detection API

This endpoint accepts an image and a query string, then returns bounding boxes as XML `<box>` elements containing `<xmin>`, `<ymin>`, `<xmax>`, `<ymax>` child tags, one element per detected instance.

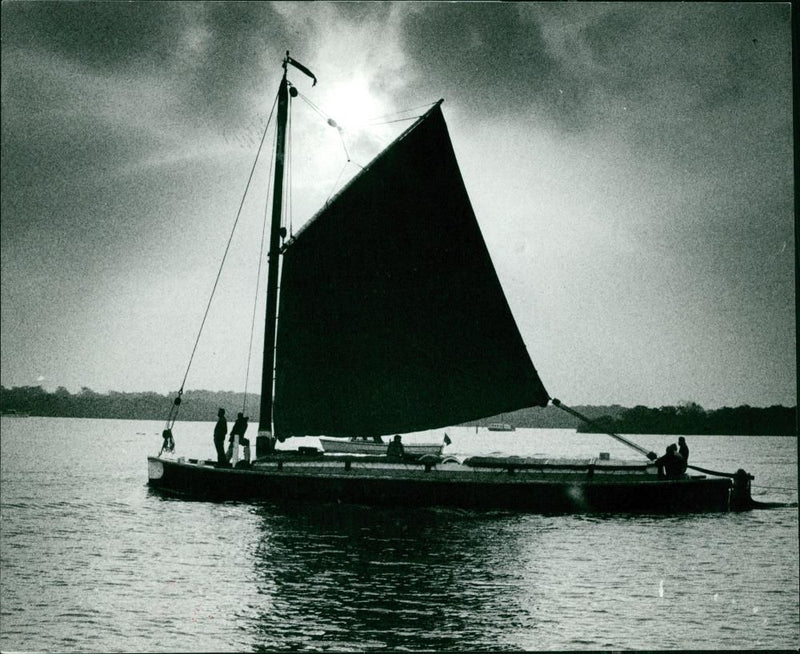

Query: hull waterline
<box><xmin>147</xmin><ymin>455</ymin><xmax>744</xmax><ymax>513</ymax></box>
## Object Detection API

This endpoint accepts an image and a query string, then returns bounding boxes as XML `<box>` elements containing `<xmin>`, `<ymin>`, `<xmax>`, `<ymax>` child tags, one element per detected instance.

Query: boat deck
<box><xmin>159</xmin><ymin>451</ymin><xmax>672</xmax><ymax>482</ymax></box>
<box><xmin>148</xmin><ymin>451</ymin><xmax>735</xmax><ymax>513</ymax></box>
<box><xmin>151</xmin><ymin>450</ymin><xmax>716</xmax><ymax>486</ymax></box>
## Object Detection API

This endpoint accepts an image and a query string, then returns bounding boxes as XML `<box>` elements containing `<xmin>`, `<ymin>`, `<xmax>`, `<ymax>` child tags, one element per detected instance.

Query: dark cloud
<box><xmin>395</xmin><ymin>2</ymin><xmax>790</xmax><ymax>140</ymax></box>
<box><xmin>1</xmin><ymin>109</ymin><xmax>159</xmax><ymax>238</ymax></box>
<box><xmin>0</xmin><ymin>1</ymin><xmax>303</xmax><ymax>250</ymax></box>
<box><xmin>179</xmin><ymin>3</ymin><xmax>297</xmax><ymax>124</ymax></box>
<box><xmin>332</xmin><ymin>1</ymin><xmax>395</xmax><ymax>23</ymax></box>
<box><xmin>1</xmin><ymin>1</ymin><xmax>184</xmax><ymax>69</ymax></box>
<box><xmin>578</xmin><ymin>3</ymin><xmax>790</xmax><ymax>117</ymax></box>
<box><xmin>0</xmin><ymin>2</ymin><xmax>308</xmax><ymax>128</ymax></box>
<box><xmin>399</xmin><ymin>3</ymin><xmax>583</xmax><ymax>124</ymax></box>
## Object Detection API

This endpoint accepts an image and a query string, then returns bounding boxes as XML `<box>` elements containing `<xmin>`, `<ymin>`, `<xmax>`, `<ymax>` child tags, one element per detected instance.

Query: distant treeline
<box><xmin>571</xmin><ymin>402</ymin><xmax>796</xmax><ymax>437</ymax></box>
<box><xmin>471</xmin><ymin>403</ymin><xmax>796</xmax><ymax>435</ymax></box>
<box><xmin>0</xmin><ymin>386</ymin><xmax>796</xmax><ymax>435</ymax></box>
<box><xmin>0</xmin><ymin>386</ymin><xmax>259</xmax><ymax>422</ymax></box>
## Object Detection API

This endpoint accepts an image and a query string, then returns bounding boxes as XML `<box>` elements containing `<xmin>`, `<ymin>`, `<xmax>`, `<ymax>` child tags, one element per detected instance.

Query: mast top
<box><xmin>285</xmin><ymin>53</ymin><xmax>318</xmax><ymax>87</ymax></box>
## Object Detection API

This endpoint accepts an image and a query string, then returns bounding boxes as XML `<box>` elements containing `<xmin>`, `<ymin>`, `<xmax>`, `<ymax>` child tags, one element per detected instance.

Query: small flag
<box><xmin>443</xmin><ymin>433</ymin><xmax>452</xmax><ymax>445</ymax></box>
<box><xmin>287</xmin><ymin>56</ymin><xmax>317</xmax><ymax>86</ymax></box>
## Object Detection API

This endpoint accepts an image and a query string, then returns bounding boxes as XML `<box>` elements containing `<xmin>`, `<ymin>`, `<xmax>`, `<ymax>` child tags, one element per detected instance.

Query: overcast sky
<box><xmin>1</xmin><ymin>1</ymin><xmax>795</xmax><ymax>409</ymax></box>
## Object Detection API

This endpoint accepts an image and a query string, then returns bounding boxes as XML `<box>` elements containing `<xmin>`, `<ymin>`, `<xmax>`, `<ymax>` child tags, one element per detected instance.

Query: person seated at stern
<box><xmin>654</xmin><ymin>443</ymin><xmax>687</xmax><ymax>479</ymax></box>
<box><xmin>386</xmin><ymin>434</ymin><xmax>405</xmax><ymax>460</ymax></box>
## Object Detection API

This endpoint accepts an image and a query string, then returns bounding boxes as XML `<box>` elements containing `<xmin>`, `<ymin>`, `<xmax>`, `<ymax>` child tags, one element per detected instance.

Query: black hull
<box><xmin>147</xmin><ymin>457</ymin><xmax>741</xmax><ymax>513</ymax></box>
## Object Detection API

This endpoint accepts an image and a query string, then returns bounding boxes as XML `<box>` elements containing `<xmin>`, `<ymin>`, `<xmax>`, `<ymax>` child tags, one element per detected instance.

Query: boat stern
<box><xmin>730</xmin><ymin>468</ymin><xmax>755</xmax><ymax>511</ymax></box>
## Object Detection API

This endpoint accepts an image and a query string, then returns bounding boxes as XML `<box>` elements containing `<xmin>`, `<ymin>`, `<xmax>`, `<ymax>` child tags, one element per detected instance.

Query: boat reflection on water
<box><xmin>247</xmin><ymin>502</ymin><xmax>539</xmax><ymax>651</ymax></box>
<box><xmin>243</xmin><ymin>501</ymin><xmax>770</xmax><ymax>652</ymax></box>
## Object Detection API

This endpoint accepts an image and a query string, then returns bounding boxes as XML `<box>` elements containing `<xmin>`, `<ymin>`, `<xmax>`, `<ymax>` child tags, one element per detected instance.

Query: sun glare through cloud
<box><xmin>287</xmin><ymin>73</ymin><xmax>408</xmax><ymax>229</ymax></box>
<box><xmin>323</xmin><ymin>78</ymin><xmax>383</xmax><ymax>131</ymax></box>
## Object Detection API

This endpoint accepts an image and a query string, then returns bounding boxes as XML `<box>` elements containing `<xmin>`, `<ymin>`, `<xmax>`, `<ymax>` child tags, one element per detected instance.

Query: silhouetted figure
<box><xmin>160</xmin><ymin>428</ymin><xmax>175</xmax><ymax>455</ymax></box>
<box><xmin>654</xmin><ymin>443</ymin><xmax>686</xmax><ymax>479</ymax></box>
<box><xmin>214</xmin><ymin>408</ymin><xmax>229</xmax><ymax>466</ymax></box>
<box><xmin>372</xmin><ymin>434</ymin><xmax>384</xmax><ymax>444</ymax></box>
<box><xmin>678</xmin><ymin>436</ymin><xmax>689</xmax><ymax>464</ymax></box>
<box><xmin>386</xmin><ymin>434</ymin><xmax>404</xmax><ymax>460</ymax></box>
<box><xmin>227</xmin><ymin>412</ymin><xmax>250</xmax><ymax>463</ymax></box>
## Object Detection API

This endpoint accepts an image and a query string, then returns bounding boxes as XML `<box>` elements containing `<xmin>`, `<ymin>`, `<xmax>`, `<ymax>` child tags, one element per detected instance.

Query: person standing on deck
<box><xmin>214</xmin><ymin>408</ymin><xmax>229</xmax><ymax>466</ymax></box>
<box><xmin>227</xmin><ymin>412</ymin><xmax>250</xmax><ymax>463</ymax></box>
<box><xmin>678</xmin><ymin>436</ymin><xmax>689</xmax><ymax>464</ymax></box>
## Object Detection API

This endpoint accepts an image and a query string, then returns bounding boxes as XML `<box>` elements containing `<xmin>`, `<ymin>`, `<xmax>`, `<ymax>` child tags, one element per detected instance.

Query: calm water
<box><xmin>1</xmin><ymin>417</ymin><xmax>797</xmax><ymax>651</ymax></box>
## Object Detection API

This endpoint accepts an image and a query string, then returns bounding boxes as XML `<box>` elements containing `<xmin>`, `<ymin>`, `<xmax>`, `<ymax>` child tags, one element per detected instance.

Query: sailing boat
<box><xmin>147</xmin><ymin>53</ymin><xmax>756</xmax><ymax>512</ymax></box>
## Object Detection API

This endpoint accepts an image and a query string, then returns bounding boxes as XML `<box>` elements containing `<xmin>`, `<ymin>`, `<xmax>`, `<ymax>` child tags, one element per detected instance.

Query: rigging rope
<box><xmin>293</xmin><ymin>90</ymin><xmax>366</xmax><ymax>204</ymax></box>
<box><xmin>295</xmin><ymin>91</ymin><xmax>354</xmax><ymax>168</ymax></box>
<box><xmin>551</xmin><ymin>398</ymin><xmax>654</xmax><ymax>458</ymax></box>
<box><xmin>365</xmin><ymin>102</ymin><xmax>439</xmax><ymax>124</ymax></box>
<box><xmin>163</xmin><ymin>90</ymin><xmax>279</xmax><ymax>431</ymax></box>
<box><xmin>294</xmin><ymin>90</ymin><xmax>328</xmax><ymax>121</ymax></box>
<box><xmin>550</xmin><ymin>398</ymin><xmax>766</xmax><ymax>482</ymax></box>
<box><xmin>336</xmin><ymin>127</ymin><xmax>353</xmax><ymax>163</ymax></box>
<box><xmin>326</xmin><ymin>162</ymin><xmax>351</xmax><ymax>206</ymax></box>
<box><xmin>241</xmin><ymin>112</ymin><xmax>278</xmax><ymax>417</ymax></box>
<box><xmin>292</xmin><ymin>93</ymin><xmax>440</xmax><ymax>204</ymax></box>
<box><xmin>367</xmin><ymin>116</ymin><xmax>424</xmax><ymax>127</ymax></box>
<box><xmin>287</xmin><ymin>90</ymin><xmax>294</xmax><ymax>237</ymax></box>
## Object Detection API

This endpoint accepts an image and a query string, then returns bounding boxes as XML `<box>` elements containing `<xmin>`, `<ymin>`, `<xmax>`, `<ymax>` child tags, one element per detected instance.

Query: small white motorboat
<box><xmin>318</xmin><ymin>436</ymin><xmax>447</xmax><ymax>456</ymax></box>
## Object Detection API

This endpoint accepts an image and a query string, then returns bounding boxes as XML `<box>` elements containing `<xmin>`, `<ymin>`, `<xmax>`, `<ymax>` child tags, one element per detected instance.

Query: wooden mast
<box><xmin>257</xmin><ymin>53</ymin><xmax>290</xmax><ymax>455</ymax></box>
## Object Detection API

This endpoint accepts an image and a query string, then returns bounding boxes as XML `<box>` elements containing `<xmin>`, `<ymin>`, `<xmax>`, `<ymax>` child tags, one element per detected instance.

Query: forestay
<box><xmin>274</xmin><ymin>104</ymin><xmax>548</xmax><ymax>438</ymax></box>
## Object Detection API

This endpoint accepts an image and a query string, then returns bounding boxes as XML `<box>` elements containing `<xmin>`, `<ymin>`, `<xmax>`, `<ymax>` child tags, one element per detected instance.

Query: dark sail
<box><xmin>273</xmin><ymin>104</ymin><xmax>548</xmax><ymax>438</ymax></box>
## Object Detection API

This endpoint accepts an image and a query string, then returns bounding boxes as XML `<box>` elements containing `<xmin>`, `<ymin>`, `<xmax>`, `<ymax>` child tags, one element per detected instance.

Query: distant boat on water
<box><xmin>488</xmin><ymin>422</ymin><xmax>515</xmax><ymax>432</ymax></box>
<box><xmin>147</xmin><ymin>52</ymin><xmax>763</xmax><ymax>513</ymax></box>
